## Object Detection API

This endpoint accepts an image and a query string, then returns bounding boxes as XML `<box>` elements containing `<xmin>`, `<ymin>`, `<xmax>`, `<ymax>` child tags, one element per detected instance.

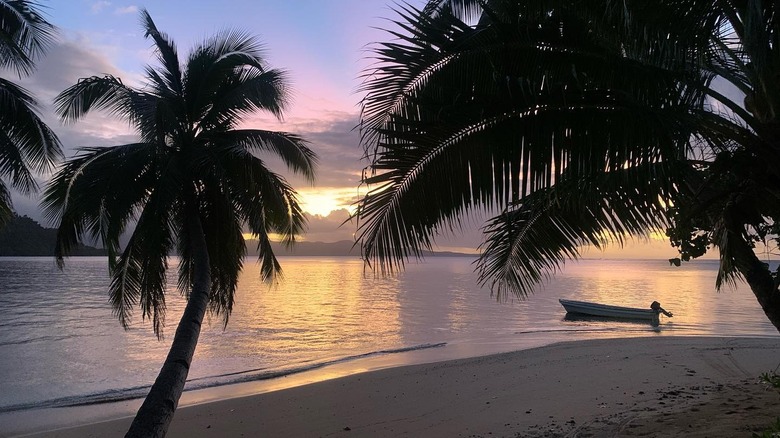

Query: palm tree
<box><xmin>357</xmin><ymin>0</ymin><xmax>780</xmax><ymax>331</ymax></box>
<box><xmin>0</xmin><ymin>0</ymin><xmax>62</xmax><ymax>225</ymax></box>
<box><xmin>43</xmin><ymin>10</ymin><xmax>316</xmax><ymax>437</ymax></box>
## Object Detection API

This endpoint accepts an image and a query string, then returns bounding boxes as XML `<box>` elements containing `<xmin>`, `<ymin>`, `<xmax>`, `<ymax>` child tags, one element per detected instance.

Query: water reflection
<box><xmin>0</xmin><ymin>256</ymin><xmax>776</xmax><ymax>412</ymax></box>
<box><xmin>192</xmin><ymin>258</ymin><xmax>404</xmax><ymax>378</ymax></box>
<box><xmin>552</xmin><ymin>260</ymin><xmax>767</xmax><ymax>334</ymax></box>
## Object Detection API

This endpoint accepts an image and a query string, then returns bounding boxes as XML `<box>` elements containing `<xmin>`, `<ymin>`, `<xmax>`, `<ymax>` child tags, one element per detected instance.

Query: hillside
<box><xmin>0</xmin><ymin>215</ymin><xmax>105</xmax><ymax>256</ymax></box>
<box><xmin>261</xmin><ymin>240</ymin><xmax>359</xmax><ymax>257</ymax></box>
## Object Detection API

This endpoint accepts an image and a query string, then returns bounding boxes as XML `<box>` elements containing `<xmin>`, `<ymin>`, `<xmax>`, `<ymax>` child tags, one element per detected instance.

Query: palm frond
<box><xmin>201</xmin><ymin>142</ymin><xmax>308</xmax><ymax>243</ymax></box>
<box><xmin>183</xmin><ymin>28</ymin><xmax>267</xmax><ymax>121</ymax></box>
<box><xmin>358</xmin><ymin>3</ymin><xmax>473</xmax><ymax>151</ymax></box>
<box><xmin>199</xmin><ymin>178</ymin><xmax>245</xmax><ymax>324</ymax></box>
<box><xmin>43</xmin><ymin>142</ymin><xmax>180</xmax><ymax>335</ymax></box>
<box><xmin>241</xmin><ymin>161</ymin><xmax>307</xmax><ymax>246</ymax></box>
<box><xmin>0</xmin><ymin>127</ymin><xmax>36</xmax><ymax>194</ymax></box>
<box><xmin>210</xmin><ymin>146</ymin><xmax>303</xmax><ymax>277</ymax></box>
<box><xmin>111</xmin><ymin>193</ymin><xmax>175</xmax><ymax>336</ymax></box>
<box><xmin>140</xmin><ymin>8</ymin><xmax>182</xmax><ymax>95</ymax></box>
<box><xmin>478</xmin><ymin>162</ymin><xmax>682</xmax><ymax>298</ymax></box>
<box><xmin>54</xmin><ymin>74</ymin><xmax>170</xmax><ymax>144</ymax></box>
<box><xmin>212</xmin><ymin>130</ymin><xmax>316</xmax><ymax>182</ymax></box>
<box><xmin>422</xmin><ymin>0</ymin><xmax>483</xmax><ymax>22</ymax></box>
<box><xmin>54</xmin><ymin>75</ymin><xmax>137</xmax><ymax>123</ymax></box>
<box><xmin>0</xmin><ymin>0</ymin><xmax>56</xmax><ymax>77</ymax></box>
<box><xmin>253</xmin><ymin>227</ymin><xmax>284</xmax><ymax>282</ymax></box>
<box><xmin>200</xmin><ymin>68</ymin><xmax>290</xmax><ymax>129</ymax></box>
<box><xmin>0</xmin><ymin>77</ymin><xmax>62</xmax><ymax>178</ymax></box>
<box><xmin>137</xmin><ymin>66</ymin><xmax>180</xmax><ymax>143</ymax></box>
<box><xmin>357</xmin><ymin>0</ymin><xmax>718</xmax><ymax>266</ymax></box>
<box><xmin>358</xmin><ymin>91</ymin><xmax>703</xmax><ymax>273</ymax></box>
<box><xmin>109</xmin><ymin>159</ymin><xmax>182</xmax><ymax>336</ymax></box>
<box><xmin>42</xmin><ymin>143</ymin><xmax>166</xmax><ymax>268</ymax></box>
<box><xmin>0</xmin><ymin>180</ymin><xmax>13</xmax><ymax>227</ymax></box>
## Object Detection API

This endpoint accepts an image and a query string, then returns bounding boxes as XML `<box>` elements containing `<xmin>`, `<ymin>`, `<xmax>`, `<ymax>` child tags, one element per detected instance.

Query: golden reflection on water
<box><xmin>653</xmin><ymin>265</ymin><xmax>713</xmax><ymax>323</ymax></box>
<box><xmin>196</xmin><ymin>257</ymin><xmax>403</xmax><ymax>364</ymax></box>
<box><xmin>115</xmin><ymin>257</ymin><xmax>775</xmax><ymax>383</ymax></box>
<box><xmin>442</xmin><ymin>259</ymin><xmax>498</xmax><ymax>331</ymax></box>
<box><xmin>119</xmin><ymin>257</ymin><xmax>407</xmax><ymax>373</ymax></box>
<box><xmin>561</xmin><ymin>259</ymin><xmax>738</xmax><ymax>329</ymax></box>
<box><xmin>447</xmin><ymin>285</ymin><xmax>471</xmax><ymax>332</ymax></box>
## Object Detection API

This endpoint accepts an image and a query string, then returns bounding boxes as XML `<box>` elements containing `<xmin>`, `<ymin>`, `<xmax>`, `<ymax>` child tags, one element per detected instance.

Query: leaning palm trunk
<box><xmin>125</xmin><ymin>216</ymin><xmax>211</xmax><ymax>438</ymax></box>
<box><xmin>744</xmin><ymin>269</ymin><xmax>780</xmax><ymax>333</ymax></box>
<box><xmin>729</xmin><ymin>230</ymin><xmax>780</xmax><ymax>332</ymax></box>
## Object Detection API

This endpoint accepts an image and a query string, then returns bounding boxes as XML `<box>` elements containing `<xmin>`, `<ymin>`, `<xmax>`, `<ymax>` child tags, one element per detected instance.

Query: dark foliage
<box><xmin>0</xmin><ymin>214</ymin><xmax>103</xmax><ymax>256</ymax></box>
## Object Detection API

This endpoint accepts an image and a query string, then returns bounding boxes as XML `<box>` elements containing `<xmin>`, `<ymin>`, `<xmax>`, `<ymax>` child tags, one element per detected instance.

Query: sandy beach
<box><xmin>17</xmin><ymin>336</ymin><xmax>780</xmax><ymax>437</ymax></box>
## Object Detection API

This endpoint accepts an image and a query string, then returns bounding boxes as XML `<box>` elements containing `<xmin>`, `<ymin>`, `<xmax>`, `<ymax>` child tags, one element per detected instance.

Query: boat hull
<box><xmin>559</xmin><ymin>299</ymin><xmax>658</xmax><ymax>321</ymax></box>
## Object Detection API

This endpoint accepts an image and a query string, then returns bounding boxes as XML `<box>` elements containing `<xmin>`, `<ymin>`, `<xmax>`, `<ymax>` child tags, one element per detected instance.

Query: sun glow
<box><xmin>242</xmin><ymin>232</ymin><xmax>289</xmax><ymax>242</ymax></box>
<box><xmin>648</xmin><ymin>230</ymin><xmax>668</xmax><ymax>241</ymax></box>
<box><xmin>296</xmin><ymin>187</ymin><xmax>358</xmax><ymax>217</ymax></box>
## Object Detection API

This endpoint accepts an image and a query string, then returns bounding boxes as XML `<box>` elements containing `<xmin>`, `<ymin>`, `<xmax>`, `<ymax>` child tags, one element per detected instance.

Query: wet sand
<box><xmin>21</xmin><ymin>336</ymin><xmax>780</xmax><ymax>437</ymax></box>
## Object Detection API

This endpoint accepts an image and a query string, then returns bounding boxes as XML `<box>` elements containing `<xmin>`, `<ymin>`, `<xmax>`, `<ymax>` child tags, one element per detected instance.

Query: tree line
<box><xmin>0</xmin><ymin>214</ymin><xmax>103</xmax><ymax>255</ymax></box>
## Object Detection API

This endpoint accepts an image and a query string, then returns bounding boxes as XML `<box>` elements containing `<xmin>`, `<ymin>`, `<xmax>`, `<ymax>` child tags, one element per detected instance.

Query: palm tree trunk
<box><xmin>728</xmin><ymin>228</ymin><xmax>780</xmax><ymax>332</ymax></box>
<box><xmin>125</xmin><ymin>215</ymin><xmax>211</xmax><ymax>438</ymax></box>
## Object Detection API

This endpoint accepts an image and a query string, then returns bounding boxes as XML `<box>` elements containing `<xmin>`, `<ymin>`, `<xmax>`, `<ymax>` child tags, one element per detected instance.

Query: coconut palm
<box><xmin>43</xmin><ymin>10</ymin><xmax>316</xmax><ymax>437</ymax></box>
<box><xmin>357</xmin><ymin>0</ymin><xmax>780</xmax><ymax>331</ymax></box>
<box><xmin>0</xmin><ymin>0</ymin><xmax>61</xmax><ymax>225</ymax></box>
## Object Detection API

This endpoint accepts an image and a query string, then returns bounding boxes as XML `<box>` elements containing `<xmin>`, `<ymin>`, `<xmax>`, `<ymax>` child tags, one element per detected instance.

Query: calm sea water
<box><xmin>0</xmin><ymin>256</ymin><xmax>776</xmax><ymax>417</ymax></box>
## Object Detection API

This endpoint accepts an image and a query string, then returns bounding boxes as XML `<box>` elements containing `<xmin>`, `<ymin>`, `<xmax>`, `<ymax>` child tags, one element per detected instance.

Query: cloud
<box><xmin>300</xmin><ymin>119</ymin><xmax>364</xmax><ymax>187</ymax></box>
<box><xmin>301</xmin><ymin>209</ymin><xmax>356</xmax><ymax>242</ymax></box>
<box><xmin>114</xmin><ymin>5</ymin><xmax>138</xmax><ymax>15</ymax></box>
<box><xmin>295</xmin><ymin>187</ymin><xmax>360</xmax><ymax>216</ymax></box>
<box><xmin>5</xmin><ymin>25</ymin><xmax>478</xmax><ymax>254</ymax></box>
<box><xmin>17</xmin><ymin>38</ymin><xmax>139</xmax><ymax>158</ymax></box>
<box><xmin>245</xmin><ymin>112</ymin><xmax>365</xmax><ymax>189</ymax></box>
<box><xmin>19</xmin><ymin>38</ymin><xmax>130</xmax><ymax>101</ymax></box>
<box><xmin>240</xmin><ymin>111</ymin><xmax>488</xmax><ymax>251</ymax></box>
<box><xmin>302</xmin><ymin>206</ymin><xmax>490</xmax><ymax>251</ymax></box>
<box><xmin>91</xmin><ymin>1</ymin><xmax>111</xmax><ymax>14</ymax></box>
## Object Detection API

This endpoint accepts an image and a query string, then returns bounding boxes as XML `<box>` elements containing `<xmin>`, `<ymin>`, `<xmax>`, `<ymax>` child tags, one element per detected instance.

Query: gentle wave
<box><xmin>0</xmin><ymin>342</ymin><xmax>446</xmax><ymax>414</ymax></box>
<box><xmin>514</xmin><ymin>327</ymin><xmax>656</xmax><ymax>335</ymax></box>
<box><xmin>0</xmin><ymin>334</ymin><xmax>75</xmax><ymax>346</ymax></box>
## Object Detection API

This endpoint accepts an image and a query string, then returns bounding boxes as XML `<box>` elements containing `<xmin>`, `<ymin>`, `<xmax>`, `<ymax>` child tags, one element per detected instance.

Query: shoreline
<box><xmin>10</xmin><ymin>336</ymin><xmax>780</xmax><ymax>437</ymax></box>
<box><xmin>1</xmin><ymin>334</ymin><xmax>563</xmax><ymax>437</ymax></box>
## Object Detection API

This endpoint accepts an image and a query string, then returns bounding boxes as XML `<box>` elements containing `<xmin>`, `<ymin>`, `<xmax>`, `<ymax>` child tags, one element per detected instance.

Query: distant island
<box><xmin>0</xmin><ymin>216</ymin><xmax>473</xmax><ymax>257</ymax></box>
<box><xmin>0</xmin><ymin>215</ymin><xmax>105</xmax><ymax>256</ymax></box>
<box><xmin>250</xmin><ymin>239</ymin><xmax>473</xmax><ymax>258</ymax></box>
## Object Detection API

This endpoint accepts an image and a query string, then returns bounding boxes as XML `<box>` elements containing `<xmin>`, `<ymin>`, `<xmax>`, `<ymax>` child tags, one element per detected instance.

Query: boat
<box><xmin>559</xmin><ymin>299</ymin><xmax>673</xmax><ymax>326</ymax></box>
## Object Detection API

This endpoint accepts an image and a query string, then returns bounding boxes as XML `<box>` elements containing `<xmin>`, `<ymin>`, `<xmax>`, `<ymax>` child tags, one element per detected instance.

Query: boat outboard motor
<box><xmin>650</xmin><ymin>301</ymin><xmax>673</xmax><ymax>317</ymax></box>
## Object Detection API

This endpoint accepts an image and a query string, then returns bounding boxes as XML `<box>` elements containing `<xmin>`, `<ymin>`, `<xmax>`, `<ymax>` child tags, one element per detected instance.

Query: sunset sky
<box><xmin>8</xmin><ymin>0</ymin><xmax>688</xmax><ymax>258</ymax></box>
<box><xmin>12</xmin><ymin>0</ymin><xmax>421</xmax><ymax>243</ymax></box>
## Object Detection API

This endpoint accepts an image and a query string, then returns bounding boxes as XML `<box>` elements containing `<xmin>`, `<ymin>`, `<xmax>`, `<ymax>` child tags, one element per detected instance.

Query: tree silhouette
<box><xmin>44</xmin><ymin>10</ymin><xmax>316</xmax><ymax>437</ymax></box>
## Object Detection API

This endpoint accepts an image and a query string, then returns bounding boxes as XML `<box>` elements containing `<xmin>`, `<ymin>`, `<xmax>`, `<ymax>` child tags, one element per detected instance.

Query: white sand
<box><xmin>19</xmin><ymin>336</ymin><xmax>780</xmax><ymax>437</ymax></box>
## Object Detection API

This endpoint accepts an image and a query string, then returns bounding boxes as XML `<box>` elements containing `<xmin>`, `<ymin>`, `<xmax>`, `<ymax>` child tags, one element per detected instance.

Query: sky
<box><xmin>7</xmin><ymin>0</ymin><xmax>690</xmax><ymax>258</ymax></box>
<box><xmin>12</xmin><ymin>0</ymin><xmax>429</xmax><ymax>244</ymax></box>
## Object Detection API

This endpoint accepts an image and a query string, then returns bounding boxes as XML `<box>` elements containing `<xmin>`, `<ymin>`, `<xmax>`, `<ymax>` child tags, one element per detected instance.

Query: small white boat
<box><xmin>559</xmin><ymin>299</ymin><xmax>672</xmax><ymax>325</ymax></box>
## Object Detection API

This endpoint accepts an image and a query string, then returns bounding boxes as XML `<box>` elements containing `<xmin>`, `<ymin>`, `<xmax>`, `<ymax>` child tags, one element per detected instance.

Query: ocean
<box><xmin>0</xmin><ymin>256</ymin><xmax>777</xmax><ymax>431</ymax></box>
